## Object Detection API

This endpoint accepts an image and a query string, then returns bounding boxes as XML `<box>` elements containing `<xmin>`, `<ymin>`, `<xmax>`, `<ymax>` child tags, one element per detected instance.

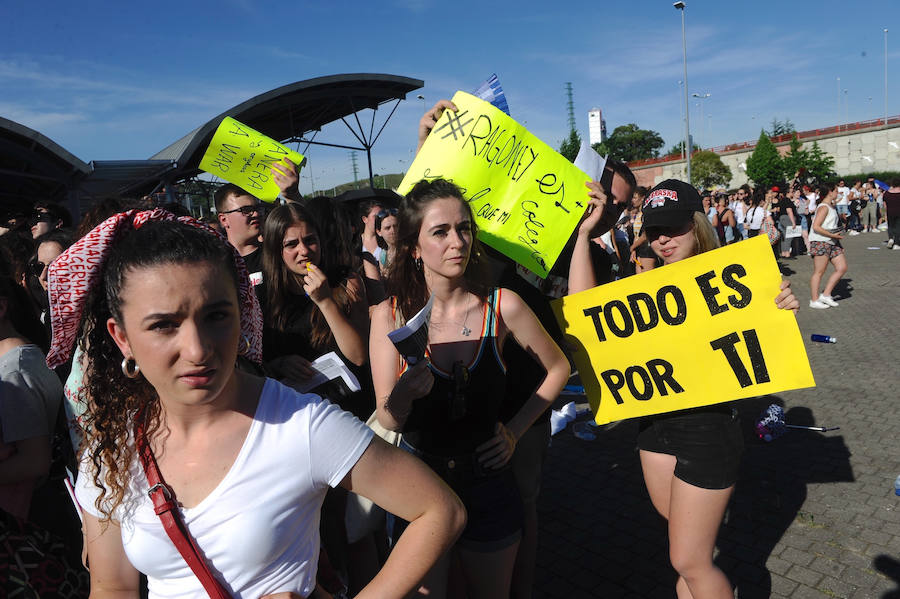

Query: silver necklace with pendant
<box><xmin>460</xmin><ymin>294</ymin><xmax>473</xmax><ymax>336</ymax></box>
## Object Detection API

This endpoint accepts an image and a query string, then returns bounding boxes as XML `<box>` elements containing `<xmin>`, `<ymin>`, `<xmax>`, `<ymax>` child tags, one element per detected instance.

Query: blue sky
<box><xmin>3</xmin><ymin>0</ymin><xmax>898</xmax><ymax>191</ymax></box>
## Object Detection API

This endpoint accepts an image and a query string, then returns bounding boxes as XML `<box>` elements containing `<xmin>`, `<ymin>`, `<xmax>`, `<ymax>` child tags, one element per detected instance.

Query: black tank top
<box><xmin>400</xmin><ymin>288</ymin><xmax>508</xmax><ymax>456</ymax></box>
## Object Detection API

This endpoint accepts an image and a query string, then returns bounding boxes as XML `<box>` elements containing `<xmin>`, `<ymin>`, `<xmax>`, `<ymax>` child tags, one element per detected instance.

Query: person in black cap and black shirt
<box><xmin>570</xmin><ymin>179</ymin><xmax>799</xmax><ymax>599</ymax></box>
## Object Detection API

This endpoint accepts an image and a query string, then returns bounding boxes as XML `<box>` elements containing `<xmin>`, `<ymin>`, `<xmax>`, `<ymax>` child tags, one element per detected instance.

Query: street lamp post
<box><xmin>692</xmin><ymin>92</ymin><xmax>710</xmax><ymax>147</ymax></box>
<box><xmin>417</xmin><ymin>94</ymin><xmax>426</xmax><ymax>114</ymax></box>
<box><xmin>674</xmin><ymin>2</ymin><xmax>691</xmax><ymax>184</ymax></box>
<box><xmin>678</xmin><ymin>80</ymin><xmax>686</xmax><ymax>177</ymax></box>
<box><xmin>885</xmin><ymin>29</ymin><xmax>889</xmax><ymax>126</ymax></box>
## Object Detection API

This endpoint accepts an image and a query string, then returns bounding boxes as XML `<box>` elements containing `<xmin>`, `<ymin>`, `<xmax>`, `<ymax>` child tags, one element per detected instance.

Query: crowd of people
<box><xmin>15</xmin><ymin>94</ymin><xmax>900</xmax><ymax>599</ymax></box>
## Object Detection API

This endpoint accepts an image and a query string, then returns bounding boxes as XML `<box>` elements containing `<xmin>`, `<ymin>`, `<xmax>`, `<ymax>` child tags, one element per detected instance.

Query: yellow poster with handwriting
<box><xmin>398</xmin><ymin>91</ymin><xmax>591</xmax><ymax>278</ymax></box>
<box><xmin>200</xmin><ymin>117</ymin><xmax>306</xmax><ymax>203</ymax></box>
<box><xmin>552</xmin><ymin>235</ymin><xmax>815</xmax><ymax>425</ymax></box>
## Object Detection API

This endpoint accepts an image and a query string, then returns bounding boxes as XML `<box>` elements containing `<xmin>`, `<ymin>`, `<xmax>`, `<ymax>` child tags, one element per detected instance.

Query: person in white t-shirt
<box><xmin>53</xmin><ymin>213</ymin><xmax>464</xmax><ymax>599</ymax></box>
<box><xmin>835</xmin><ymin>179</ymin><xmax>851</xmax><ymax>222</ymax></box>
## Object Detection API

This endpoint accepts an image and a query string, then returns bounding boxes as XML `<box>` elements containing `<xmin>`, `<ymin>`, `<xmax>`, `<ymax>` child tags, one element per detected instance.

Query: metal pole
<box><xmin>885</xmin><ymin>29</ymin><xmax>889</xmax><ymax>126</ymax></box>
<box><xmin>679</xmin><ymin>80</ymin><xmax>686</xmax><ymax>178</ymax></box>
<box><xmin>837</xmin><ymin>77</ymin><xmax>841</xmax><ymax>131</ymax></box>
<box><xmin>676</xmin><ymin>3</ymin><xmax>692</xmax><ymax>184</ymax></box>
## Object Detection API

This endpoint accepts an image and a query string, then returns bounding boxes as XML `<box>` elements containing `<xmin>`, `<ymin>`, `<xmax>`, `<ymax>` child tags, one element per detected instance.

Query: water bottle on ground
<box><xmin>894</xmin><ymin>475</ymin><xmax>900</xmax><ymax>497</ymax></box>
<box><xmin>811</xmin><ymin>334</ymin><xmax>837</xmax><ymax>343</ymax></box>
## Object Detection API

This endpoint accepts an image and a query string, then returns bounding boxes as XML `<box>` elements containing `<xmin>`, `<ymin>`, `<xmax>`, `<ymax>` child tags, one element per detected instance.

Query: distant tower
<box><xmin>350</xmin><ymin>151</ymin><xmax>359</xmax><ymax>189</ymax></box>
<box><xmin>588</xmin><ymin>108</ymin><xmax>607</xmax><ymax>145</ymax></box>
<box><xmin>565</xmin><ymin>82</ymin><xmax>576</xmax><ymax>133</ymax></box>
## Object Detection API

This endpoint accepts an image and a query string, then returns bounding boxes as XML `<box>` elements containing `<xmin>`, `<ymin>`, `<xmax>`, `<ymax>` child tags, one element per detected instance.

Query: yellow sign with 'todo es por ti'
<box><xmin>551</xmin><ymin>235</ymin><xmax>815</xmax><ymax>425</ymax></box>
<box><xmin>398</xmin><ymin>91</ymin><xmax>591</xmax><ymax>278</ymax></box>
<box><xmin>200</xmin><ymin>117</ymin><xmax>306</xmax><ymax>203</ymax></box>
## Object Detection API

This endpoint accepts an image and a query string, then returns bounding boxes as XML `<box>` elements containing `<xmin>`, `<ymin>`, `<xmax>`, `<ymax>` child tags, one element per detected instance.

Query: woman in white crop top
<box><xmin>808</xmin><ymin>183</ymin><xmax>849</xmax><ymax>309</ymax></box>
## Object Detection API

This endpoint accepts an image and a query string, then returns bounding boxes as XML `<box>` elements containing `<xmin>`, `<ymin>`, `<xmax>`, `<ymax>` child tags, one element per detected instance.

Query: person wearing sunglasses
<box><xmin>29</xmin><ymin>201</ymin><xmax>72</xmax><ymax>240</ymax></box>
<box><xmin>215</xmin><ymin>184</ymin><xmax>266</xmax><ymax>286</ymax></box>
<box><xmin>570</xmin><ymin>179</ymin><xmax>799</xmax><ymax>599</ymax></box>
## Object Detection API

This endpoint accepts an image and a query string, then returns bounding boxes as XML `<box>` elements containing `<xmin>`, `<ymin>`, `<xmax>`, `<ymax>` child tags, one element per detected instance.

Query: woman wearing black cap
<box><xmin>571</xmin><ymin>179</ymin><xmax>798</xmax><ymax>599</ymax></box>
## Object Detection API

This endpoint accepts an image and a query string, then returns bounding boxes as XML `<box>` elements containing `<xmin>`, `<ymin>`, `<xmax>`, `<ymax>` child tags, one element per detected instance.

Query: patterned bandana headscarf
<box><xmin>45</xmin><ymin>208</ymin><xmax>263</xmax><ymax>369</ymax></box>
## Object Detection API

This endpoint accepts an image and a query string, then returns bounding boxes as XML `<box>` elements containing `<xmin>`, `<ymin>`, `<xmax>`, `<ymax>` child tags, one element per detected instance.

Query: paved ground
<box><xmin>534</xmin><ymin>230</ymin><xmax>900</xmax><ymax>598</ymax></box>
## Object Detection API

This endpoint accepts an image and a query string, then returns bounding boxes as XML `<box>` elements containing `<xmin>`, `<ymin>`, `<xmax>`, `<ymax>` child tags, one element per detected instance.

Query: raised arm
<box><xmin>416</xmin><ymin>100</ymin><xmax>458</xmax><ymax>155</ymax></box>
<box><xmin>569</xmin><ymin>180</ymin><xmax>613</xmax><ymax>294</ymax></box>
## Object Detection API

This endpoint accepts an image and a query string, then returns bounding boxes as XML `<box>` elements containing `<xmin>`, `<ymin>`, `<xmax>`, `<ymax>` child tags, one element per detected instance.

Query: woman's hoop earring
<box><xmin>241</xmin><ymin>334</ymin><xmax>251</xmax><ymax>355</ymax></box>
<box><xmin>415</xmin><ymin>257</ymin><xmax>423</xmax><ymax>271</ymax></box>
<box><xmin>121</xmin><ymin>357</ymin><xmax>141</xmax><ymax>379</ymax></box>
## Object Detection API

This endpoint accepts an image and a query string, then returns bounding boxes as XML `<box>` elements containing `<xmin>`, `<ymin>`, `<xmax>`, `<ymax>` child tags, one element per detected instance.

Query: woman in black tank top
<box><xmin>370</xmin><ymin>179</ymin><xmax>569</xmax><ymax>599</ymax></box>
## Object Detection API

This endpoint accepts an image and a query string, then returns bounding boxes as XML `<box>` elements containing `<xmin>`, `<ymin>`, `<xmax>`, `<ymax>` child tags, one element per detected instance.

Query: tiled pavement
<box><xmin>534</xmin><ymin>231</ymin><xmax>900</xmax><ymax>598</ymax></box>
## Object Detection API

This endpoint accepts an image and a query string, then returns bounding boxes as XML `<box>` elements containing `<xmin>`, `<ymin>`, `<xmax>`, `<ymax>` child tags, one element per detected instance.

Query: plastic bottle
<box><xmin>811</xmin><ymin>334</ymin><xmax>837</xmax><ymax>344</ymax></box>
<box><xmin>894</xmin><ymin>475</ymin><xmax>900</xmax><ymax>497</ymax></box>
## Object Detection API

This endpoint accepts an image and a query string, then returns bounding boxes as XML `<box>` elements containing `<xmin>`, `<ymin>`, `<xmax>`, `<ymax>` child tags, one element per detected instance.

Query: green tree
<box><xmin>690</xmin><ymin>151</ymin><xmax>732</xmax><ymax>189</ymax></box>
<box><xmin>781</xmin><ymin>134</ymin><xmax>808</xmax><ymax>181</ymax></box>
<box><xmin>765</xmin><ymin>118</ymin><xmax>796</xmax><ymax>138</ymax></box>
<box><xmin>803</xmin><ymin>141</ymin><xmax>836</xmax><ymax>184</ymax></box>
<box><xmin>746</xmin><ymin>131</ymin><xmax>783</xmax><ymax>187</ymax></box>
<box><xmin>558</xmin><ymin>129</ymin><xmax>581</xmax><ymax>162</ymax></box>
<box><xmin>605</xmin><ymin>124</ymin><xmax>665</xmax><ymax>162</ymax></box>
<box><xmin>590</xmin><ymin>141</ymin><xmax>609</xmax><ymax>158</ymax></box>
<box><xmin>666</xmin><ymin>140</ymin><xmax>700</xmax><ymax>156</ymax></box>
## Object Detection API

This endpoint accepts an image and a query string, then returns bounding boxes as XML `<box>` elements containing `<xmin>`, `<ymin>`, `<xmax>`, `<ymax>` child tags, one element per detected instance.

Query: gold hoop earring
<box><xmin>241</xmin><ymin>334</ymin><xmax>251</xmax><ymax>355</ymax></box>
<box><xmin>121</xmin><ymin>357</ymin><xmax>141</xmax><ymax>379</ymax></box>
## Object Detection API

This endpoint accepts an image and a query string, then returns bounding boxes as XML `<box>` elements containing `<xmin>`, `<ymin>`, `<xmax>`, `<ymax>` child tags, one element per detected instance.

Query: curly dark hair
<box><xmin>80</xmin><ymin>219</ymin><xmax>238</xmax><ymax>520</ymax></box>
<box><xmin>385</xmin><ymin>178</ymin><xmax>490</xmax><ymax>320</ymax></box>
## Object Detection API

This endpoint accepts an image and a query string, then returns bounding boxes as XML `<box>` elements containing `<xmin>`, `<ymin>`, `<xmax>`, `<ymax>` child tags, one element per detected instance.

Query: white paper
<box><xmin>293</xmin><ymin>351</ymin><xmax>361</xmax><ymax>393</ymax></box>
<box><xmin>387</xmin><ymin>295</ymin><xmax>434</xmax><ymax>364</ymax></box>
<box><xmin>574</xmin><ymin>141</ymin><xmax>607</xmax><ymax>182</ymax></box>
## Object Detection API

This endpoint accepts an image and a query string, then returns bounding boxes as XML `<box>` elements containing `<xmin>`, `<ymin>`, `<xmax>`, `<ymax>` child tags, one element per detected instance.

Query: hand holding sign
<box><xmin>399</xmin><ymin>91</ymin><xmax>592</xmax><ymax>278</ymax></box>
<box><xmin>552</xmin><ymin>236</ymin><xmax>815</xmax><ymax>425</ymax></box>
<box><xmin>200</xmin><ymin>117</ymin><xmax>306</xmax><ymax>202</ymax></box>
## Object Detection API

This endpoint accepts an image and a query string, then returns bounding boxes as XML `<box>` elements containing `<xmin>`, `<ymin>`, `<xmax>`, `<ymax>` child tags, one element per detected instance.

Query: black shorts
<box><xmin>401</xmin><ymin>440</ymin><xmax>523</xmax><ymax>552</ymax></box>
<box><xmin>637</xmin><ymin>405</ymin><xmax>744</xmax><ymax>490</ymax></box>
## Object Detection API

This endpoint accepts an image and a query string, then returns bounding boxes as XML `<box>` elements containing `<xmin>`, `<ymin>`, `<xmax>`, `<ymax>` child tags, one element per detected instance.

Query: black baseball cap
<box><xmin>642</xmin><ymin>179</ymin><xmax>703</xmax><ymax>228</ymax></box>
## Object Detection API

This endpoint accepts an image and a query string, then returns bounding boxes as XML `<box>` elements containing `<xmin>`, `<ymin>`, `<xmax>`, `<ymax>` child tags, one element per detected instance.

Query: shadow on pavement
<box><xmin>718</xmin><ymin>396</ymin><xmax>854</xmax><ymax>599</ymax></box>
<box><xmin>831</xmin><ymin>277</ymin><xmax>854</xmax><ymax>300</ymax></box>
<box><xmin>873</xmin><ymin>555</ymin><xmax>900</xmax><ymax>599</ymax></box>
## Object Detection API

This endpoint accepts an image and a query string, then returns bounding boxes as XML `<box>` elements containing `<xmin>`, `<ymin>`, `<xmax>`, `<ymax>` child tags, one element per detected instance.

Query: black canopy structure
<box><xmin>0</xmin><ymin>116</ymin><xmax>90</xmax><ymax>216</ymax></box>
<box><xmin>150</xmin><ymin>73</ymin><xmax>423</xmax><ymax>192</ymax></box>
<box><xmin>2</xmin><ymin>73</ymin><xmax>423</xmax><ymax>218</ymax></box>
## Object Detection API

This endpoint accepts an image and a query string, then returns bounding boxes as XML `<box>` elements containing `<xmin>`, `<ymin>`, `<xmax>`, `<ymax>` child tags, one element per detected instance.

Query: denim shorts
<box><xmin>637</xmin><ymin>406</ymin><xmax>744</xmax><ymax>490</ymax></box>
<box><xmin>400</xmin><ymin>439</ymin><xmax>523</xmax><ymax>551</ymax></box>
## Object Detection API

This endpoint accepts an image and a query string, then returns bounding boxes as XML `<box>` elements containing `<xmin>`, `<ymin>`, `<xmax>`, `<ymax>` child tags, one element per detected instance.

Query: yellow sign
<box><xmin>398</xmin><ymin>91</ymin><xmax>591</xmax><ymax>278</ymax></box>
<box><xmin>199</xmin><ymin>117</ymin><xmax>306</xmax><ymax>203</ymax></box>
<box><xmin>552</xmin><ymin>235</ymin><xmax>815</xmax><ymax>425</ymax></box>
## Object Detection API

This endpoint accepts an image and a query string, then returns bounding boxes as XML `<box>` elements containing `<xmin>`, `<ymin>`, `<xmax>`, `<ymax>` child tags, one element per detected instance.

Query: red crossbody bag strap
<box><xmin>135</xmin><ymin>423</ymin><xmax>231</xmax><ymax>599</ymax></box>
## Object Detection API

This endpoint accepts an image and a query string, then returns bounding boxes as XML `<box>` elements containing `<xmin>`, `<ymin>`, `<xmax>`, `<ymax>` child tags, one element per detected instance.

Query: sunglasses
<box><xmin>27</xmin><ymin>259</ymin><xmax>47</xmax><ymax>277</ymax></box>
<box><xmin>376</xmin><ymin>208</ymin><xmax>398</xmax><ymax>219</ymax></box>
<box><xmin>28</xmin><ymin>213</ymin><xmax>55</xmax><ymax>227</ymax></box>
<box><xmin>449</xmin><ymin>361</ymin><xmax>471</xmax><ymax>421</ymax></box>
<box><xmin>219</xmin><ymin>205</ymin><xmax>261</xmax><ymax>216</ymax></box>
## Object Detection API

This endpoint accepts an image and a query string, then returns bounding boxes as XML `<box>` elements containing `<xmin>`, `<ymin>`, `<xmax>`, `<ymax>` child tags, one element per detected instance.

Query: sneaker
<box><xmin>849</xmin><ymin>230</ymin><xmax>860</xmax><ymax>236</ymax></box>
<box><xmin>893</xmin><ymin>245</ymin><xmax>900</xmax><ymax>250</ymax></box>
<box><xmin>809</xmin><ymin>299</ymin><xmax>830</xmax><ymax>309</ymax></box>
<box><xmin>889</xmin><ymin>240</ymin><xmax>895</xmax><ymax>249</ymax></box>
<box><xmin>819</xmin><ymin>295</ymin><xmax>839</xmax><ymax>307</ymax></box>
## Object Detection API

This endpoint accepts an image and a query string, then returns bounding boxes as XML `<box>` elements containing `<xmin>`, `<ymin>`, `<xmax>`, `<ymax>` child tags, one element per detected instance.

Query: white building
<box><xmin>588</xmin><ymin>108</ymin><xmax>607</xmax><ymax>146</ymax></box>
